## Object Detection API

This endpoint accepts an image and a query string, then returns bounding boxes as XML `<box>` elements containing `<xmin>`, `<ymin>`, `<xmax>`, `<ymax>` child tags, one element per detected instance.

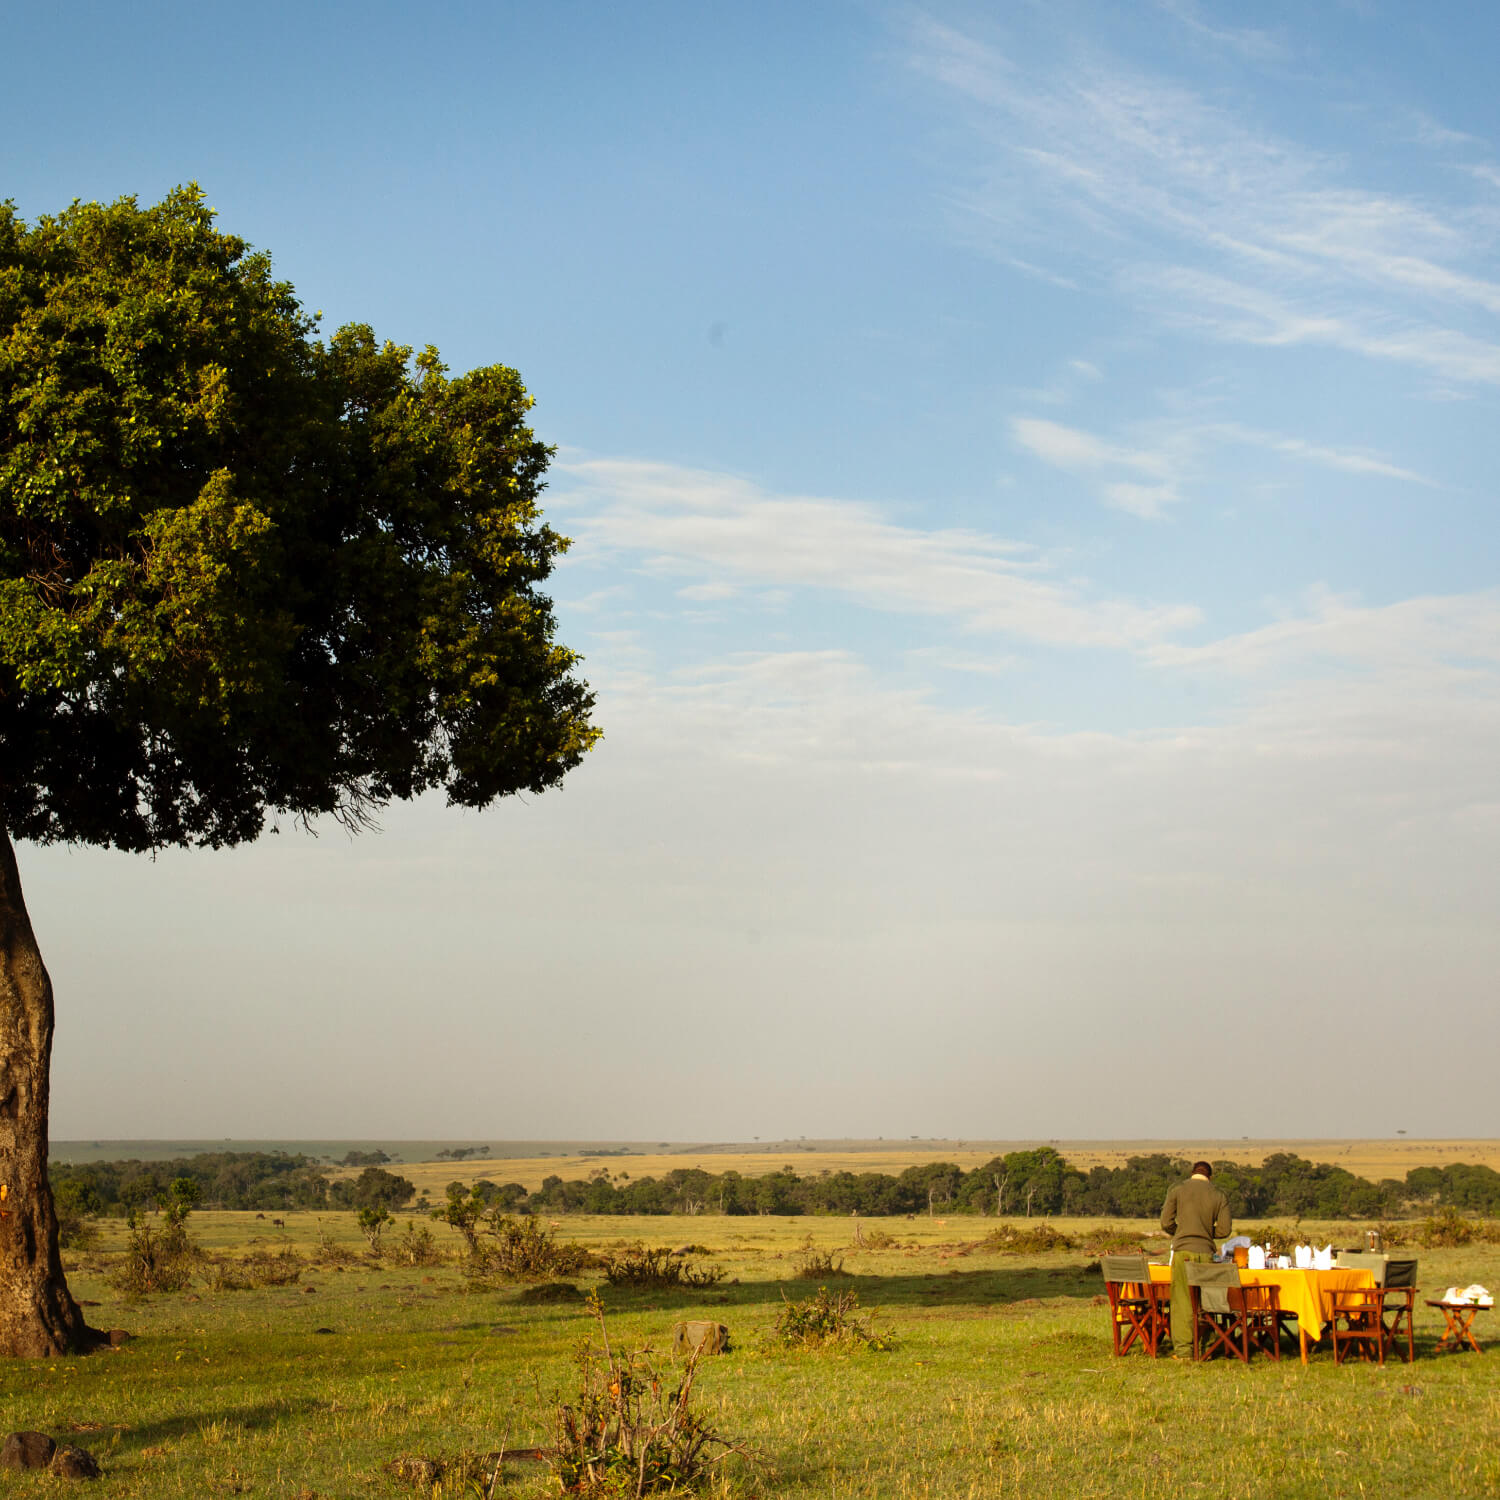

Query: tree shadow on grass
<box><xmin>121</xmin><ymin>1398</ymin><xmax>323</xmax><ymax>1449</ymax></box>
<box><xmin>498</xmin><ymin>1263</ymin><xmax>1103</xmax><ymax>1320</ymax></box>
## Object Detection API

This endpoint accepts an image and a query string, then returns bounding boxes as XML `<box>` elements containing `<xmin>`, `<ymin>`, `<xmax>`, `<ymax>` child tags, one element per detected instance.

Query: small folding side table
<box><xmin>1426</xmin><ymin>1299</ymin><xmax>1490</xmax><ymax>1354</ymax></box>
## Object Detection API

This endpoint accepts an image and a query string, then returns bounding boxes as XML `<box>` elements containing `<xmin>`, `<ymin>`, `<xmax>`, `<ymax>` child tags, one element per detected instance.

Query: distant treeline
<box><xmin>50</xmin><ymin>1153</ymin><xmax>416</xmax><ymax>1217</ymax></box>
<box><xmin>48</xmin><ymin>1147</ymin><xmax>1500</xmax><ymax>1221</ymax></box>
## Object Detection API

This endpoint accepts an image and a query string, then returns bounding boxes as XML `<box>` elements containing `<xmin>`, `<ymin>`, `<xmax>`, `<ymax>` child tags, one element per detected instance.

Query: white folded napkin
<box><xmin>1294</xmin><ymin>1244</ymin><xmax>1312</xmax><ymax>1269</ymax></box>
<box><xmin>1463</xmin><ymin>1284</ymin><xmax>1492</xmax><ymax>1307</ymax></box>
<box><xmin>1444</xmin><ymin>1285</ymin><xmax>1471</xmax><ymax>1304</ymax></box>
<box><xmin>1248</xmin><ymin>1246</ymin><xmax>1266</xmax><ymax>1269</ymax></box>
<box><xmin>1312</xmin><ymin>1245</ymin><xmax>1334</xmax><ymax>1270</ymax></box>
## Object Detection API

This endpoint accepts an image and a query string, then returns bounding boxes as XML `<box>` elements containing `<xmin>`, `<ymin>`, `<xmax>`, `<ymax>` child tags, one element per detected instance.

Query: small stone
<box><xmin>106</xmin><ymin>1329</ymin><xmax>132</xmax><ymax>1347</ymax></box>
<box><xmin>303</xmin><ymin>1286</ymin><xmax>317</xmax><ymax>1294</ymax></box>
<box><xmin>671</xmin><ymin>1320</ymin><xmax>730</xmax><ymax>1356</ymax></box>
<box><xmin>50</xmin><ymin>1444</ymin><xmax>102</xmax><ymax>1480</ymax></box>
<box><xmin>1</xmin><ymin>1431</ymin><xmax>56</xmax><ymax>1469</ymax></box>
<box><xmin>313</xmin><ymin>1327</ymin><xmax>335</xmax><ymax>1335</ymax></box>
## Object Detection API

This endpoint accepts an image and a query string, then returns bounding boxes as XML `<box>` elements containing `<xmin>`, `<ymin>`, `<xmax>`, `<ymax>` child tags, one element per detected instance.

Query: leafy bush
<box><xmin>602</xmin><ymin>1245</ymin><xmax>724</xmax><ymax>1290</ymax></box>
<box><xmin>793</xmin><ymin>1237</ymin><xmax>847</xmax><ymax>1279</ymax></box>
<box><xmin>207</xmin><ymin>1247</ymin><xmax>303</xmax><ymax>1291</ymax></box>
<box><xmin>978</xmin><ymin>1223</ymin><xmax>1076</xmax><ymax>1254</ymax></box>
<box><xmin>393</xmin><ymin>1222</ymin><xmax>444</xmax><ymax>1267</ymax></box>
<box><xmin>770</xmin><ymin>1286</ymin><xmax>894</xmax><ymax>1351</ymax></box>
<box><xmin>1420</xmin><ymin>1207</ymin><xmax>1476</xmax><ymax>1247</ymax></box>
<box><xmin>479</xmin><ymin>1215</ymin><xmax>593</xmax><ymax>1282</ymax></box>
<box><xmin>357</xmin><ymin>1205</ymin><xmax>393</xmax><ymax>1250</ymax></box>
<box><xmin>315</xmin><ymin>1231</ymin><xmax>361</xmax><ymax>1266</ymax></box>
<box><xmin>1242</xmin><ymin>1225</ymin><xmax>1299</xmax><ymax>1255</ymax></box>
<box><xmin>548</xmin><ymin>1293</ymin><xmax>743</xmax><ymax>1496</ymax></box>
<box><xmin>1081</xmin><ymin>1226</ymin><xmax>1150</xmax><ymax>1255</ymax></box>
<box><xmin>111</xmin><ymin>1180</ymin><xmax>201</xmax><ymax>1295</ymax></box>
<box><xmin>857</xmin><ymin>1228</ymin><xmax>896</xmax><ymax>1250</ymax></box>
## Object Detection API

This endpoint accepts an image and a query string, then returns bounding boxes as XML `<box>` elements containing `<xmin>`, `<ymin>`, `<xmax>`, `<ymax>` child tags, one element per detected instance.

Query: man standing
<box><xmin>1160</xmin><ymin>1160</ymin><xmax>1232</xmax><ymax>1357</ymax></box>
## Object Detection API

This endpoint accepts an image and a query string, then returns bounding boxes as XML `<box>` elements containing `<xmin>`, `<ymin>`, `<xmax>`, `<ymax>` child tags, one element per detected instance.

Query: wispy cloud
<box><xmin>1007</xmin><ymin>412</ymin><xmax>1429</xmax><ymax>517</ymax></box>
<box><xmin>908</xmin><ymin>13</ymin><xmax>1500</xmax><ymax>387</ymax></box>
<box><xmin>554</xmin><ymin>456</ymin><xmax>1200</xmax><ymax>646</ymax></box>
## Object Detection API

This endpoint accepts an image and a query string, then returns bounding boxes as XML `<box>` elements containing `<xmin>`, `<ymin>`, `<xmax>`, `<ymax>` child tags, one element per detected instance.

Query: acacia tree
<box><xmin>0</xmin><ymin>188</ymin><xmax>598</xmax><ymax>1355</ymax></box>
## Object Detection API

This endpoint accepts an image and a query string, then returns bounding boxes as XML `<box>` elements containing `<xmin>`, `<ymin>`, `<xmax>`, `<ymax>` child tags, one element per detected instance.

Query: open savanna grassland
<box><xmin>360</xmin><ymin>1140</ymin><xmax>1500</xmax><ymax>1199</ymax></box>
<box><xmin>1</xmin><ymin>1211</ymin><xmax>1497</xmax><ymax>1498</ymax></box>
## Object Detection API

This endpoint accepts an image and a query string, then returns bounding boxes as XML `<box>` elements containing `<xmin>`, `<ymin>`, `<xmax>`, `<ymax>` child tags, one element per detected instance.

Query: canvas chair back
<box><xmin>1101</xmin><ymin>1254</ymin><xmax>1150</xmax><ymax>1286</ymax></box>
<box><xmin>1383</xmin><ymin>1258</ymin><xmax>1418</xmax><ymax>1288</ymax></box>
<box><xmin>1335</xmin><ymin>1251</ymin><xmax>1388</xmax><ymax>1283</ymax></box>
<box><xmin>1186</xmin><ymin>1260</ymin><xmax>1240</xmax><ymax>1316</ymax></box>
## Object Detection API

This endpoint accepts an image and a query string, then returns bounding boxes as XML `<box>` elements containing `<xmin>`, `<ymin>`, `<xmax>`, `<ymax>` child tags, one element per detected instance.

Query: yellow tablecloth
<box><xmin>1147</xmin><ymin>1263</ymin><xmax>1376</xmax><ymax>1333</ymax></box>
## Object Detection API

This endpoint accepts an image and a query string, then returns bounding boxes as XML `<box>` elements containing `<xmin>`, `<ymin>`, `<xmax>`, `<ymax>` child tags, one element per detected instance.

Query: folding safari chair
<box><xmin>1101</xmin><ymin>1254</ymin><xmax>1170</xmax><ymax>1357</ymax></box>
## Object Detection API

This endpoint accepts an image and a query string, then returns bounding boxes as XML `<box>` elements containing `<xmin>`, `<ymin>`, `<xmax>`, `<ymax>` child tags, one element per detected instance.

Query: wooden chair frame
<box><xmin>1375</xmin><ymin>1260</ymin><xmax>1419</xmax><ymax>1364</ymax></box>
<box><xmin>1329</xmin><ymin>1286</ymin><xmax>1385</xmax><ymax>1365</ymax></box>
<box><xmin>1187</xmin><ymin>1265</ymin><xmax>1280</xmax><ymax>1363</ymax></box>
<box><xmin>1102</xmin><ymin>1255</ymin><xmax>1170</xmax><ymax>1357</ymax></box>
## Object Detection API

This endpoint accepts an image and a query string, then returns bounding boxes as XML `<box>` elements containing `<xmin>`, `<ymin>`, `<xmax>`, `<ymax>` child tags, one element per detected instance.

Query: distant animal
<box><xmin>272</xmin><ymin>1218</ymin><xmax>285</xmax><ymax>1227</ymax></box>
<box><xmin>255</xmin><ymin>1213</ymin><xmax>265</xmax><ymax>1219</ymax></box>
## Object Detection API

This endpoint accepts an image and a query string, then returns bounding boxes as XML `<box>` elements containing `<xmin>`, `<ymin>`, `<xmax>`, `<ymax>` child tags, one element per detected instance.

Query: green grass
<box><xmin>1</xmin><ymin>1213</ymin><xmax>1497</xmax><ymax>1497</ymax></box>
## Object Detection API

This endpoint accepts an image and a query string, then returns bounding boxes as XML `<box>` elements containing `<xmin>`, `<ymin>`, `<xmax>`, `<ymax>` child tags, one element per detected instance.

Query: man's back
<box><xmin>1161</xmin><ymin>1175</ymin><xmax>1231</xmax><ymax>1254</ymax></box>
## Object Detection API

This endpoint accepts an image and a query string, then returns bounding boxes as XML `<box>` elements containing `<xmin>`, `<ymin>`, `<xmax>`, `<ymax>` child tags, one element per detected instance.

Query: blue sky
<box><xmin>7</xmin><ymin>1</ymin><xmax>1500</xmax><ymax>1140</ymax></box>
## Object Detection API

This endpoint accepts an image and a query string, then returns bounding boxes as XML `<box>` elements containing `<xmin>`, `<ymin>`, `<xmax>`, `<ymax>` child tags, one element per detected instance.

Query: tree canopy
<box><xmin>0</xmin><ymin>185</ymin><xmax>598</xmax><ymax>850</ymax></box>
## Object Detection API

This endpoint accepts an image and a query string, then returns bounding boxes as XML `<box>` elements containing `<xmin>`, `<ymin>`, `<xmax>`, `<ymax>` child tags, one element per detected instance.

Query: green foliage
<box><xmin>0</xmin><ymin>186</ymin><xmax>597</xmax><ymax>852</ymax></box>
<box><xmin>1420</xmin><ymin>1206</ymin><xmax>1477</xmax><ymax>1247</ymax></box>
<box><xmin>334</xmin><ymin>1166</ymin><xmax>416</xmax><ymax>1213</ymax></box>
<box><xmin>601</xmin><ymin>1245</ymin><xmax>725</xmax><ymax>1290</ymax></box>
<box><xmin>770</xmin><ymin>1286</ymin><xmax>895</xmax><ymax>1351</ymax></box>
<box><xmin>792</xmin><ymin>1237</ymin><xmax>848</xmax><ymax>1279</ymax></box>
<box><xmin>392</xmin><ymin>1222</ymin><xmax>444</xmax><ymax>1267</ymax></box>
<box><xmin>979</xmin><ymin>1223</ymin><xmax>1076</xmax><ymax>1254</ymax></box>
<box><xmin>433</xmin><ymin>1180</ymin><xmax>488</xmax><ymax>1255</ymax></box>
<box><xmin>208</xmin><ymin>1246</ymin><xmax>303</xmax><ymax>1291</ymax></box>
<box><xmin>357</xmin><ymin>1205</ymin><xmax>393</xmax><ymax>1250</ymax></box>
<box><xmin>111</xmin><ymin>1181</ymin><xmax>201</xmax><ymax>1295</ymax></box>
<box><xmin>547</xmin><ymin>1293</ymin><xmax>743</xmax><ymax>1496</ymax></box>
<box><xmin>463</xmin><ymin>1215</ymin><xmax>592</xmax><ymax>1281</ymax></box>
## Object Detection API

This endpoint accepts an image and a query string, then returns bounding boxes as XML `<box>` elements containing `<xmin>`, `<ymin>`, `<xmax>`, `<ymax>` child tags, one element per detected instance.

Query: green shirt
<box><xmin>1160</xmin><ymin>1175</ymin><xmax>1232</xmax><ymax>1255</ymax></box>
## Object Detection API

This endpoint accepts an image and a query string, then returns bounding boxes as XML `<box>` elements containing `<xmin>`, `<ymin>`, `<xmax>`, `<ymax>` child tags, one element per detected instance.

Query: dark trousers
<box><xmin>1169</xmin><ymin>1250</ymin><xmax>1214</xmax><ymax>1352</ymax></box>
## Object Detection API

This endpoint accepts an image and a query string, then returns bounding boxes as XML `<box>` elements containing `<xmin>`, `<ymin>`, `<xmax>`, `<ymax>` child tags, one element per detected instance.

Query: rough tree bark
<box><xmin>0</xmin><ymin>828</ymin><xmax>93</xmax><ymax>1356</ymax></box>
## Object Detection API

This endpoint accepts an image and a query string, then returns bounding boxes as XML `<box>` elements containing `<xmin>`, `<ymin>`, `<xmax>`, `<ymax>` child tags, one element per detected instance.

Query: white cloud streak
<box><xmin>555</xmin><ymin>456</ymin><xmax>1200</xmax><ymax>646</ymax></box>
<box><xmin>909</xmin><ymin>13</ymin><xmax>1500</xmax><ymax>386</ymax></box>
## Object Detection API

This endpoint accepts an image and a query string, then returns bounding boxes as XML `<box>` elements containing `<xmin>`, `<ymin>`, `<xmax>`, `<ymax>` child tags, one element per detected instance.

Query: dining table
<box><xmin>1146</xmin><ymin>1262</ymin><xmax>1377</xmax><ymax>1363</ymax></box>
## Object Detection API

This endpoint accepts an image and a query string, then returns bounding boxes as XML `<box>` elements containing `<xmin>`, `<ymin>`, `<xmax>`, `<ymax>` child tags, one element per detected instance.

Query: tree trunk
<box><xmin>0</xmin><ymin>829</ymin><xmax>92</xmax><ymax>1356</ymax></box>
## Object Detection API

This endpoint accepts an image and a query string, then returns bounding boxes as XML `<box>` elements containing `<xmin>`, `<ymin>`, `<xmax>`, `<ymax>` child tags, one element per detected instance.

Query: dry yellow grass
<box><xmin>348</xmin><ymin>1137</ymin><xmax>1500</xmax><ymax>1197</ymax></box>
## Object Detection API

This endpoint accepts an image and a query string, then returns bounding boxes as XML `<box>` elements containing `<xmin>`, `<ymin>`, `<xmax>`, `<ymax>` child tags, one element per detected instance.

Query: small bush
<box><xmin>602</xmin><ymin>1245</ymin><xmax>724</xmax><ymax>1291</ymax></box>
<box><xmin>1242</xmin><ymin>1225</ymin><xmax>1299</xmax><ymax>1256</ymax></box>
<box><xmin>314</xmin><ymin>1231</ymin><xmax>360</xmax><ymax>1266</ymax></box>
<box><xmin>770</xmin><ymin>1286</ymin><xmax>894</xmax><ymax>1352</ymax></box>
<box><xmin>1081</xmin><ymin>1227</ymin><xmax>1149</xmax><ymax>1255</ymax></box>
<box><xmin>479</xmin><ymin>1216</ymin><xmax>593</xmax><ymax>1282</ymax></box>
<box><xmin>979</xmin><ymin>1223</ymin><xmax>1075</xmax><ymax>1254</ymax></box>
<box><xmin>548</xmin><ymin>1293</ymin><xmax>743</xmax><ymax>1496</ymax></box>
<box><xmin>112</xmin><ymin>1218</ymin><xmax>196</xmax><ymax>1295</ymax></box>
<box><xmin>792</xmin><ymin>1237</ymin><xmax>848</xmax><ymax>1279</ymax></box>
<box><xmin>1420</xmin><ymin>1207</ymin><xmax>1476</xmax><ymax>1247</ymax></box>
<box><xmin>858</xmin><ymin>1228</ymin><xmax>896</xmax><ymax>1250</ymax></box>
<box><xmin>1376</xmin><ymin>1222</ymin><xmax>1410</xmax><ymax>1249</ymax></box>
<box><xmin>520</xmin><ymin>1281</ymin><xmax>584</xmax><ymax>1304</ymax></box>
<box><xmin>393</xmin><ymin>1222</ymin><xmax>444</xmax><ymax>1267</ymax></box>
<box><xmin>207</xmin><ymin>1246</ymin><xmax>303</xmax><ymax>1292</ymax></box>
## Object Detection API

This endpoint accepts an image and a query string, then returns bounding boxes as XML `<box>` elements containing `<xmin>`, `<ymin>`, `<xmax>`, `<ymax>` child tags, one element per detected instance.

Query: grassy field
<box><xmin>1</xmin><ymin>1209</ymin><xmax>1497</xmax><ymax>1497</ymax></box>
<box><xmin>327</xmin><ymin>1139</ymin><xmax>1500</xmax><ymax>1199</ymax></box>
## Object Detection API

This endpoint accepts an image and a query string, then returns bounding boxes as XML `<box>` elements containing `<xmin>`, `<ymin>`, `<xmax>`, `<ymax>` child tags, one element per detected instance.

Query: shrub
<box><xmin>770</xmin><ymin>1286</ymin><xmax>894</xmax><ymax>1351</ymax></box>
<box><xmin>357</xmin><ymin>1205</ymin><xmax>393</xmax><ymax>1251</ymax></box>
<box><xmin>1420</xmin><ymin>1207</ymin><xmax>1476</xmax><ymax>1247</ymax></box>
<box><xmin>206</xmin><ymin>1247</ymin><xmax>303</xmax><ymax>1292</ymax></box>
<box><xmin>547</xmin><ymin>1293</ymin><xmax>743</xmax><ymax>1496</ymax></box>
<box><xmin>858</xmin><ymin>1228</ymin><xmax>896</xmax><ymax>1250</ymax></box>
<box><xmin>1081</xmin><ymin>1226</ymin><xmax>1150</xmax><ymax>1255</ymax></box>
<box><xmin>111</xmin><ymin>1177</ymin><xmax>201</xmax><ymax>1295</ymax></box>
<box><xmin>480</xmin><ymin>1216</ymin><xmax>593</xmax><ymax>1282</ymax></box>
<box><xmin>393</xmin><ymin>1223</ymin><xmax>444</xmax><ymax>1267</ymax></box>
<box><xmin>315</xmin><ymin>1231</ymin><xmax>361</xmax><ymax>1266</ymax></box>
<box><xmin>793</xmin><ymin>1237</ymin><xmax>847</xmax><ymax>1279</ymax></box>
<box><xmin>1242</xmin><ymin>1225</ymin><xmax>1299</xmax><ymax>1256</ymax></box>
<box><xmin>602</xmin><ymin>1245</ymin><xmax>724</xmax><ymax>1290</ymax></box>
<box><xmin>978</xmin><ymin>1223</ymin><xmax>1076</xmax><ymax>1254</ymax></box>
